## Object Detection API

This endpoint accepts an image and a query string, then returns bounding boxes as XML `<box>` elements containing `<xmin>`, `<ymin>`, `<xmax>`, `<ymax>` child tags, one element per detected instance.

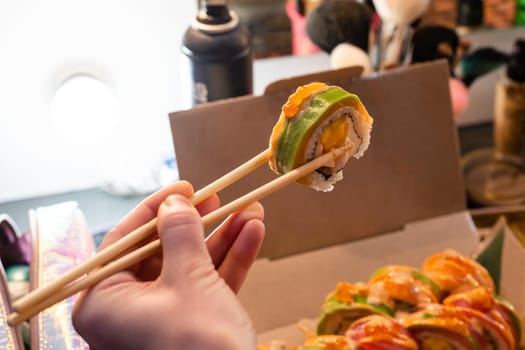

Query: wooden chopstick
<box><xmin>11</xmin><ymin>149</ymin><xmax>270</xmax><ymax>314</ymax></box>
<box><xmin>7</xmin><ymin>144</ymin><xmax>352</xmax><ymax>326</ymax></box>
<box><xmin>192</xmin><ymin>149</ymin><xmax>271</xmax><ymax>204</ymax></box>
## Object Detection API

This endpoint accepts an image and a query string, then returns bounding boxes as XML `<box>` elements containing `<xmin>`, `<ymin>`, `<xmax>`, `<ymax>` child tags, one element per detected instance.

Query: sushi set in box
<box><xmin>170</xmin><ymin>60</ymin><xmax>525</xmax><ymax>349</ymax></box>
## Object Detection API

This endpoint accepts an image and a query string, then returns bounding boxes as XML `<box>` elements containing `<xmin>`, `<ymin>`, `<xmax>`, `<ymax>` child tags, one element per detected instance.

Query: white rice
<box><xmin>303</xmin><ymin>106</ymin><xmax>372</xmax><ymax>192</ymax></box>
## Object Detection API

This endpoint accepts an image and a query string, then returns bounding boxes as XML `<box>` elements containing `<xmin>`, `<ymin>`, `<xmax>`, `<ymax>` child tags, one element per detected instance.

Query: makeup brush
<box><xmin>411</xmin><ymin>25</ymin><xmax>459</xmax><ymax>71</ymax></box>
<box><xmin>330</xmin><ymin>42</ymin><xmax>373</xmax><ymax>74</ymax></box>
<box><xmin>371</xmin><ymin>0</ymin><xmax>430</xmax><ymax>69</ymax></box>
<box><xmin>305</xmin><ymin>0</ymin><xmax>372</xmax><ymax>53</ymax></box>
<box><xmin>372</xmin><ymin>0</ymin><xmax>430</xmax><ymax>26</ymax></box>
<box><xmin>408</xmin><ymin>25</ymin><xmax>473</xmax><ymax>118</ymax></box>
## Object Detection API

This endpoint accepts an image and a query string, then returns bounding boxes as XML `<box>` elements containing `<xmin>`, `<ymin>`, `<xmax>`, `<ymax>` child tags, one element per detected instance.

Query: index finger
<box><xmin>98</xmin><ymin>181</ymin><xmax>194</xmax><ymax>250</ymax></box>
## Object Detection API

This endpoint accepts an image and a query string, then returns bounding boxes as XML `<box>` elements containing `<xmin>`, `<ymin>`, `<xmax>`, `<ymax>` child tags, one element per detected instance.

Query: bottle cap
<box><xmin>507</xmin><ymin>39</ymin><xmax>525</xmax><ymax>82</ymax></box>
<box><xmin>192</xmin><ymin>3</ymin><xmax>239</xmax><ymax>34</ymax></box>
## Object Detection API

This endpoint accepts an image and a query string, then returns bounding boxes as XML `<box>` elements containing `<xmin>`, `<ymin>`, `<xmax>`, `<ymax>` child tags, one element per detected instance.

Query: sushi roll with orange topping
<box><xmin>421</xmin><ymin>250</ymin><xmax>495</xmax><ymax>296</ymax></box>
<box><xmin>367</xmin><ymin>265</ymin><xmax>441</xmax><ymax>314</ymax></box>
<box><xmin>443</xmin><ymin>287</ymin><xmax>521</xmax><ymax>348</ymax></box>
<box><xmin>317</xmin><ymin>282</ymin><xmax>394</xmax><ymax>335</ymax></box>
<box><xmin>345</xmin><ymin>315</ymin><xmax>419</xmax><ymax>350</ymax></box>
<box><xmin>402</xmin><ymin>303</ymin><xmax>516</xmax><ymax>350</ymax></box>
<box><xmin>401</xmin><ymin>304</ymin><xmax>482</xmax><ymax>349</ymax></box>
<box><xmin>268</xmin><ymin>82</ymin><xmax>373</xmax><ymax>192</ymax></box>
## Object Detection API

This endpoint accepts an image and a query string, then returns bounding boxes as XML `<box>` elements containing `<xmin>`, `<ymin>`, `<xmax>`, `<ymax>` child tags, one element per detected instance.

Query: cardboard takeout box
<box><xmin>169</xmin><ymin>61</ymin><xmax>525</xmax><ymax>347</ymax></box>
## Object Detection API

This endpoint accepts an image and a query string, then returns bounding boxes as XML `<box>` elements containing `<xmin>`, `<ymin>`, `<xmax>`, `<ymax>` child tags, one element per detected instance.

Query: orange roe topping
<box><xmin>369</xmin><ymin>266</ymin><xmax>439</xmax><ymax>305</ymax></box>
<box><xmin>333</xmin><ymin>282</ymin><xmax>368</xmax><ymax>304</ymax></box>
<box><xmin>281</xmin><ymin>82</ymin><xmax>329</xmax><ymax>119</ymax></box>
<box><xmin>422</xmin><ymin>250</ymin><xmax>495</xmax><ymax>293</ymax></box>
<box><xmin>443</xmin><ymin>287</ymin><xmax>494</xmax><ymax>311</ymax></box>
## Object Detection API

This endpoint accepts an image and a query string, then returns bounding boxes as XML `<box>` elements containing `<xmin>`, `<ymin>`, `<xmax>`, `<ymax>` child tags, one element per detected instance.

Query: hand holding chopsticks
<box><xmin>9</xmin><ymin>149</ymin><xmax>271</xmax><ymax>317</ymax></box>
<box><xmin>7</xmin><ymin>144</ymin><xmax>353</xmax><ymax>327</ymax></box>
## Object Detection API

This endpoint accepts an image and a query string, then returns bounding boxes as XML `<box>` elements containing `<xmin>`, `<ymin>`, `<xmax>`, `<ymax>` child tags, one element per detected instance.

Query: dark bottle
<box><xmin>457</xmin><ymin>0</ymin><xmax>484</xmax><ymax>33</ymax></box>
<box><xmin>494</xmin><ymin>39</ymin><xmax>525</xmax><ymax>161</ymax></box>
<box><xmin>181</xmin><ymin>1</ymin><xmax>253</xmax><ymax>107</ymax></box>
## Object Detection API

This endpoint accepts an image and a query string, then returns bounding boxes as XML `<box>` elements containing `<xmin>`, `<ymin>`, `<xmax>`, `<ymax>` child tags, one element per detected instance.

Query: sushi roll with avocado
<box><xmin>345</xmin><ymin>315</ymin><xmax>419</xmax><ymax>350</ymax></box>
<box><xmin>401</xmin><ymin>304</ymin><xmax>483</xmax><ymax>349</ymax></box>
<box><xmin>443</xmin><ymin>287</ymin><xmax>520</xmax><ymax>348</ymax></box>
<box><xmin>317</xmin><ymin>282</ymin><xmax>394</xmax><ymax>335</ymax></box>
<box><xmin>402</xmin><ymin>303</ymin><xmax>517</xmax><ymax>350</ymax></box>
<box><xmin>269</xmin><ymin>82</ymin><xmax>373</xmax><ymax>192</ymax></box>
<box><xmin>421</xmin><ymin>250</ymin><xmax>495</xmax><ymax>296</ymax></box>
<box><xmin>367</xmin><ymin>265</ymin><xmax>441</xmax><ymax>314</ymax></box>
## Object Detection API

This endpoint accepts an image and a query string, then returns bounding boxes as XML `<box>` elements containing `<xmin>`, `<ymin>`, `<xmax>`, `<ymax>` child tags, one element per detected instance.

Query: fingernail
<box><xmin>244</xmin><ymin>202</ymin><xmax>265</xmax><ymax>219</ymax></box>
<box><xmin>164</xmin><ymin>194</ymin><xmax>188</xmax><ymax>207</ymax></box>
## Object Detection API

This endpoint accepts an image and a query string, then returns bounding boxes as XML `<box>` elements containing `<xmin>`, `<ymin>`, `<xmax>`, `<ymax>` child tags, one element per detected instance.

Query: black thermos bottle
<box><xmin>457</xmin><ymin>0</ymin><xmax>484</xmax><ymax>28</ymax></box>
<box><xmin>181</xmin><ymin>0</ymin><xmax>253</xmax><ymax>106</ymax></box>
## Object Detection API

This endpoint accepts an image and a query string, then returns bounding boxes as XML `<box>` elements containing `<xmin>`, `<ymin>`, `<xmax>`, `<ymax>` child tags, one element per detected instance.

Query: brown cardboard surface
<box><xmin>169</xmin><ymin>60</ymin><xmax>466</xmax><ymax>259</ymax></box>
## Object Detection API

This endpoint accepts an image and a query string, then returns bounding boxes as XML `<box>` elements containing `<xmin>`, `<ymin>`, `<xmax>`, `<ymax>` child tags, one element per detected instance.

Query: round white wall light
<box><xmin>50</xmin><ymin>74</ymin><xmax>118</xmax><ymax>145</ymax></box>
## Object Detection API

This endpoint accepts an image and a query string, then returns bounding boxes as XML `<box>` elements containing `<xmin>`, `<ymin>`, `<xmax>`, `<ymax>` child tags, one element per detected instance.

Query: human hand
<box><xmin>72</xmin><ymin>181</ymin><xmax>265</xmax><ymax>350</ymax></box>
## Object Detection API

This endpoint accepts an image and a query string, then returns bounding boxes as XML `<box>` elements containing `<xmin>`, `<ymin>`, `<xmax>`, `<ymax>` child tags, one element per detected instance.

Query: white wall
<box><xmin>0</xmin><ymin>0</ymin><xmax>197</xmax><ymax>202</ymax></box>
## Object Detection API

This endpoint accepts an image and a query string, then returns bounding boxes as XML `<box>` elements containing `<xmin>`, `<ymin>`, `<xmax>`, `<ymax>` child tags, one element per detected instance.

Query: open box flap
<box><xmin>169</xmin><ymin>60</ymin><xmax>466</xmax><ymax>259</ymax></box>
<box><xmin>263</xmin><ymin>66</ymin><xmax>362</xmax><ymax>95</ymax></box>
<box><xmin>498</xmin><ymin>218</ymin><xmax>525</xmax><ymax>332</ymax></box>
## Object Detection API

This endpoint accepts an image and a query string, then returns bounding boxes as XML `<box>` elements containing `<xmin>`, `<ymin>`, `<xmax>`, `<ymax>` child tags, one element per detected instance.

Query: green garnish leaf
<box><xmin>476</xmin><ymin>225</ymin><xmax>505</xmax><ymax>294</ymax></box>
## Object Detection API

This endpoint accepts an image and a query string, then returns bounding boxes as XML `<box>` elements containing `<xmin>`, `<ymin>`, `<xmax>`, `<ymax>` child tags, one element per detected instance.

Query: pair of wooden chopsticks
<box><xmin>7</xmin><ymin>144</ymin><xmax>353</xmax><ymax>327</ymax></box>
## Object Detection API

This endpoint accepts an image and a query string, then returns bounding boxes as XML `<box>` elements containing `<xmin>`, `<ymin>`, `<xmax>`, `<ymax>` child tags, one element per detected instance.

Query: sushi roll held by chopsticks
<box><xmin>269</xmin><ymin>82</ymin><xmax>373</xmax><ymax>192</ymax></box>
<box><xmin>7</xmin><ymin>82</ymin><xmax>374</xmax><ymax>327</ymax></box>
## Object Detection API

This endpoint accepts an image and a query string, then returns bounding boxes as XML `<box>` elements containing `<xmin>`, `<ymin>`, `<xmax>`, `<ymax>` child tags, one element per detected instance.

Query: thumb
<box><xmin>156</xmin><ymin>194</ymin><xmax>212</xmax><ymax>287</ymax></box>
